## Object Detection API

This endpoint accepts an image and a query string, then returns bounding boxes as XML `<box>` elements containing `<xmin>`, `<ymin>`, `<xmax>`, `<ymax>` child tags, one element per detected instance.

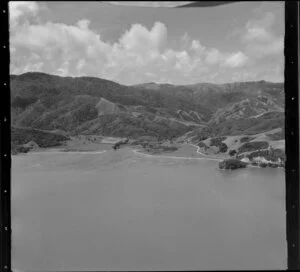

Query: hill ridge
<box><xmin>10</xmin><ymin>72</ymin><xmax>284</xmax><ymax>141</ymax></box>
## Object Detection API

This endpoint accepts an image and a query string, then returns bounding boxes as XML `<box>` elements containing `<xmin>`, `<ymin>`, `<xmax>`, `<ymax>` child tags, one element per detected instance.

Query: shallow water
<box><xmin>12</xmin><ymin>148</ymin><xmax>286</xmax><ymax>271</ymax></box>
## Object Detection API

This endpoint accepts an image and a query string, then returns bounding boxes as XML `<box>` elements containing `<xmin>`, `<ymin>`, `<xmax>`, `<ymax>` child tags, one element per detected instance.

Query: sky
<box><xmin>9</xmin><ymin>1</ymin><xmax>284</xmax><ymax>85</ymax></box>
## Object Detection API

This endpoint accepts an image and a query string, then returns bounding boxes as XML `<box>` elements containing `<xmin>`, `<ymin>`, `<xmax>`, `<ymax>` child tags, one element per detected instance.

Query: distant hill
<box><xmin>136</xmin><ymin>80</ymin><xmax>284</xmax><ymax>113</ymax></box>
<box><xmin>10</xmin><ymin>72</ymin><xmax>284</xmax><ymax>142</ymax></box>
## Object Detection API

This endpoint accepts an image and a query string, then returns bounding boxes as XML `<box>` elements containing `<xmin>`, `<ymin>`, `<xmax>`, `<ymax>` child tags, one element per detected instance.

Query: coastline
<box><xmin>132</xmin><ymin>148</ymin><xmax>222</xmax><ymax>161</ymax></box>
<box><xmin>11</xmin><ymin>138</ymin><xmax>284</xmax><ymax>170</ymax></box>
<box><xmin>28</xmin><ymin>150</ymin><xmax>108</xmax><ymax>155</ymax></box>
<box><xmin>12</xmin><ymin>139</ymin><xmax>223</xmax><ymax>162</ymax></box>
<box><xmin>132</xmin><ymin>143</ymin><xmax>224</xmax><ymax>161</ymax></box>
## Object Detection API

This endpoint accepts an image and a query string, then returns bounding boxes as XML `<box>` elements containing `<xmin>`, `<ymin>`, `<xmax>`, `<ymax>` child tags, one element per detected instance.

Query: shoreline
<box><xmin>132</xmin><ymin>148</ymin><xmax>222</xmax><ymax>161</ymax></box>
<box><xmin>27</xmin><ymin>150</ymin><xmax>108</xmax><ymax>155</ymax></box>
<box><xmin>131</xmin><ymin>143</ymin><xmax>225</xmax><ymax>161</ymax></box>
<box><xmin>12</xmin><ymin>142</ymin><xmax>222</xmax><ymax>162</ymax></box>
<box><xmin>12</xmin><ymin>140</ymin><xmax>285</xmax><ymax>170</ymax></box>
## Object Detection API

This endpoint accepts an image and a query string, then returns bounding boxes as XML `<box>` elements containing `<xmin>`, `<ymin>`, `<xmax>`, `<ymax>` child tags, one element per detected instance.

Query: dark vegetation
<box><xmin>219</xmin><ymin>142</ymin><xmax>228</xmax><ymax>153</ymax></box>
<box><xmin>10</xmin><ymin>73</ymin><xmax>284</xmax><ymax>149</ymax></box>
<box><xmin>240</xmin><ymin>136</ymin><xmax>255</xmax><ymax>143</ymax></box>
<box><xmin>210</xmin><ymin>136</ymin><xmax>226</xmax><ymax>147</ymax></box>
<box><xmin>113</xmin><ymin>138</ymin><xmax>129</xmax><ymax>150</ymax></box>
<box><xmin>219</xmin><ymin>159</ymin><xmax>247</xmax><ymax>170</ymax></box>
<box><xmin>194</xmin><ymin>135</ymin><xmax>208</xmax><ymax>142</ymax></box>
<box><xmin>238</xmin><ymin>148</ymin><xmax>285</xmax><ymax>162</ymax></box>
<box><xmin>11</xmin><ymin>126</ymin><xmax>69</xmax><ymax>149</ymax></box>
<box><xmin>238</xmin><ymin>141</ymin><xmax>269</xmax><ymax>154</ymax></box>
<box><xmin>229</xmin><ymin>149</ymin><xmax>237</xmax><ymax>156</ymax></box>
<box><xmin>11</xmin><ymin>145</ymin><xmax>31</xmax><ymax>155</ymax></box>
<box><xmin>197</xmin><ymin>141</ymin><xmax>208</xmax><ymax>150</ymax></box>
<box><xmin>141</xmin><ymin>142</ymin><xmax>178</xmax><ymax>153</ymax></box>
<box><xmin>209</xmin><ymin>137</ymin><xmax>228</xmax><ymax>152</ymax></box>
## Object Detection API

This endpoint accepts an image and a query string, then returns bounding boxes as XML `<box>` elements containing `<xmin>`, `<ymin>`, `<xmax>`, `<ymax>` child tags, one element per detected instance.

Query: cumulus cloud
<box><xmin>118</xmin><ymin>21</ymin><xmax>167</xmax><ymax>54</ymax></box>
<box><xmin>205</xmin><ymin>49</ymin><xmax>223</xmax><ymax>65</ymax></box>
<box><xmin>223</xmin><ymin>51</ymin><xmax>249</xmax><ymax>68</ymax></box>
<box><xmin>9</xmin><ymin>2</ymin><xmax>283</xmax><ymax>84</ymax></box>
<box><xmin>9</xmin><ymin>1</ymin><xmax>39</xmax><ymax>22</ymax></box>
<box><xmin>243</xmin><ymin>12</ymin><xmax>275</xmax><ymax>42</ymax></box>
<box><xmin>242</xmin><ymin>12</ymin><xmax>283</xmax><ymax>59</ymax></box>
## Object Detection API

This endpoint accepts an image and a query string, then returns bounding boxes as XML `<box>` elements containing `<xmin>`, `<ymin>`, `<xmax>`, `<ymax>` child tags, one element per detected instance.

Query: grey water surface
<box><xmin>12</xmin><ymin>148</ymin><xmax>286</xmax><ymax>271</ymax></box>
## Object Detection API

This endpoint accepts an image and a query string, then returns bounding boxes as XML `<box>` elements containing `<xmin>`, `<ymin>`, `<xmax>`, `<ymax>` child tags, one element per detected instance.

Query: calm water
<box><xmin>12</xmin><ymin>147</ymin><xmax>286</xmax><ymax>271</ymax></box>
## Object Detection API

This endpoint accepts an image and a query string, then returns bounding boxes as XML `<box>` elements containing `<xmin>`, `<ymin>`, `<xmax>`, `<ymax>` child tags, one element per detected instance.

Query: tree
<box><xmin>219</xmin><ymin>142</ymin><xmax>228</xmax><ymax>153</ymax></box>
<box><xmin>229</xmin><ymin>149</ymin><xmax>237</xmax><ymax>157</ymax></box>
<box><xmin>219</xmin><ymin>159</ymin><xmax>247</xmax><ymax>170</ymax></box>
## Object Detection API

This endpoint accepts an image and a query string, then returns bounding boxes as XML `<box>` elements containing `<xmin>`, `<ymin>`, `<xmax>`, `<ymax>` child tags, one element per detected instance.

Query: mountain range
<box><xmin>10</xmin><ymin>72</ymin><xmax>284</xmax><ymax>142</ymax></box>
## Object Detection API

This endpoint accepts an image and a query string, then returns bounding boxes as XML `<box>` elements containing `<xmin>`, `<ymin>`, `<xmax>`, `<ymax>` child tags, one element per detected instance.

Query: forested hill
<box><xmin>10</xmin><ymin>72</ymin><xmax>284</xmax><ymax>140</ymax></box>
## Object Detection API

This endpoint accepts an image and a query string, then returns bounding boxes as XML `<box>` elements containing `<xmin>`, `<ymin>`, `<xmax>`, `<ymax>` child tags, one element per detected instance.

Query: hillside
<box><xmin>11</xmin><ymin>73</ymin><xmax>211</xmax><ymax>139</ymax></box>
<box><xmin>11</xmin><ymin>72</ymin><xmax>284</xmax><ymax>146</ymax></box>
<box><xmin>136</xmin><ymin>80</ymin><xmax>284</xmax><ymax>113</ymax></box>
<box><xmin>11</xmin><ymin>126</ymin><xmax>70</xmax><ymax>154</ymax></box>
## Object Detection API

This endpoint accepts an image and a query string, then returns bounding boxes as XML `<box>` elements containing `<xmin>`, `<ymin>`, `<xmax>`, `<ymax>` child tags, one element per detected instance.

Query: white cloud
<box><xmin>205</xmin><ymin>49</ymin><xmax>223</xmax><ymax>65</ymax></box>
<box><xmin>55</xmin><ymin>61</ymin><xmax>70</xmax><ymax>77</ymax></box>
<box><xmin>243</xmin><ymin>27</ymin><xmax>273</xmax><ymax>43</ymax></box>
<box><xmin>10</xmin><ymin>2</ymin><xmax>283</xmax><ymax>84</ymax></box>
<box><xmin>242</xmin><ymin>12</ymin><xmax>283</xmax><ymax>60</ymax></box>
<box><xmin>9</xmin><ymin>1</ymin><xmax>39</xmax><ymax>22</ymax></box>
<box><xmin>118</xmin><ymin>21</ymin><xmax>167</xmax><ymax>54</ymax></box>
<box><xmin>223</xmin><ymin>51</ymin><xmax>249</xmax><ymax>68</ymax></box>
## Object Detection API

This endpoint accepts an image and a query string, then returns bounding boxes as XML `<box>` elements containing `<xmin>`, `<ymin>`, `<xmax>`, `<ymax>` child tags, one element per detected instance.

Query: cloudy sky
<box><xmin>9</xmin><ymin>1</ymin><xmax>284</xmax><ymax>85</ymax></box>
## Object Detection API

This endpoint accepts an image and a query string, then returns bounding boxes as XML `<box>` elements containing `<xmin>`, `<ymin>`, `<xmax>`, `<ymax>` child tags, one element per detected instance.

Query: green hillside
<box><xmin>10</xmin><ymin>72</ymin><xmax>285</xmax><ymax>146</ymax></box>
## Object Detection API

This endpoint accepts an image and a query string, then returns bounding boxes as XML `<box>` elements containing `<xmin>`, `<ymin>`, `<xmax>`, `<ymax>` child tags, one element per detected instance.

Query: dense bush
<box><xmin>11</xmin><ymin>127</ymin><xmax>69</xmax><ymax>148</ymax></box>
<box><xmin>219</xmin><ymin>159</ymin><xmax>247</xmax><ymax>170</ymax></box>
<box><xmin>210</xmin><ymin>136</ymin><xmax>226</xmax><ymax>147</ymax></box>
<box><xmin>198</xmin><ymin>141</ymin><xmax>208</xmax><ymax>150</ymax></box>
<box><xmin>240</xmin><ymin>136</ymin><xmax>255</xmax><ymax>143</ymax></box>
<box><xmin>219</xmin><ymin>142</ymin><xmax>228</xmax><ymax>153</ymax></box>
<box><xmin>229</xmin><ymin>149</ymin><xmax>237</xmax><ymax>156</ymax></box>
<box><xmin>245</xmin><ymin>148</ymin><xmax>285</xmax><ymax>162</ymax></box>
<box><xmin>195</xmin><ymin>135</ymin><xmax>208</xmax><ymax>142</ymax></box>
<box><xmin>161</xmin><ymin>146</ymin><xmax>178</xmax><ymax>152</ymax></box>
<box><xmin>11</xmin><ymin>145</ymin><xmax>31</xmax><ymax>154</ymax></box>
<box><xmin>145</xmin><ymin>144</ymin><xmax>178</xmax><ymax>153</ymax></box>
<box><xmin>113</xmin><ymin>139</ymin><xmax>129</xmax><ymax>150</ymax></box>
<box><xmin>270</xmin><ymin>148</ymin><xmax>286</xmax><ymax>160</ymax></box>
<box><xmin>238</xmin><ymin>141</ymin><xmax>269</xmax><ymax>154</ymax></box>
<box><xmin>208</xmin><ymin>137</ymin><xmax>228</xmax><ymax>153</ymax></box>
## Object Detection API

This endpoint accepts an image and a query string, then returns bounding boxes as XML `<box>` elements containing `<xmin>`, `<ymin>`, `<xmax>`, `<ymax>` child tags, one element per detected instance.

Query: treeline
<box><xmin>11</xmin><ymin>127</ymin><xmax>69</xmax><ymax>149</ymax></box>
<box><xmin>238</xmin><ymin>141</ymin><xmax>269</xmax><ymax>154</ymax></box>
